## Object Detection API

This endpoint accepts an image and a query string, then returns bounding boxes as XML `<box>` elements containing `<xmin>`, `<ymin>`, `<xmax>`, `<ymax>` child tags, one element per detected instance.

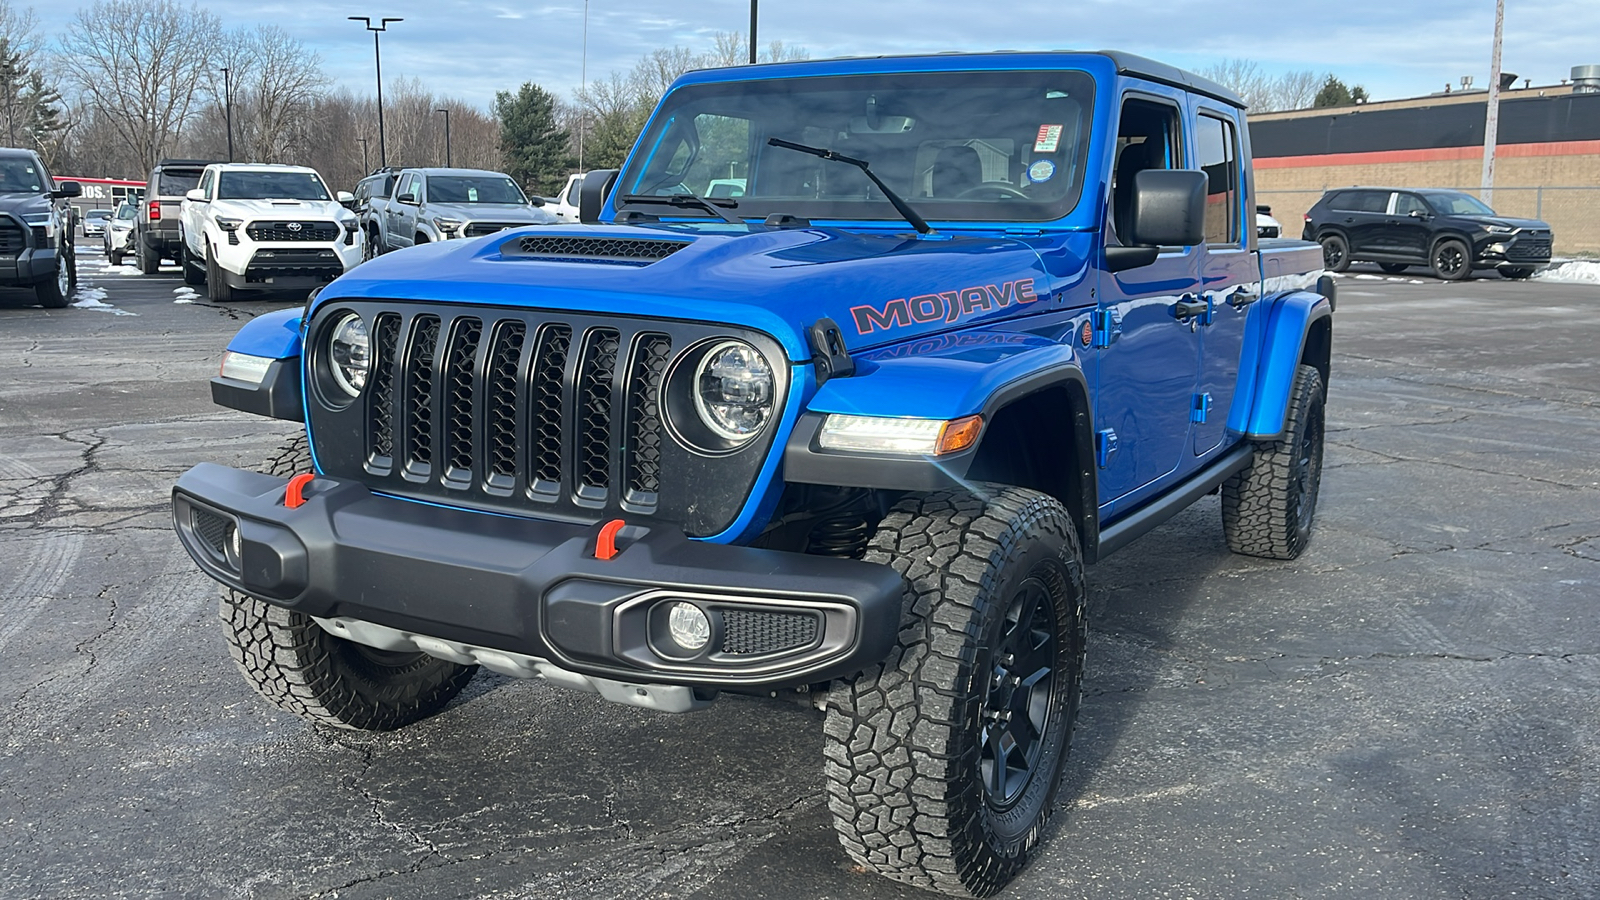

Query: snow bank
<box><xmin>1534</xmin><ymin>260</ymin><xmax>1600</xmax><ymax>286</ymax></box>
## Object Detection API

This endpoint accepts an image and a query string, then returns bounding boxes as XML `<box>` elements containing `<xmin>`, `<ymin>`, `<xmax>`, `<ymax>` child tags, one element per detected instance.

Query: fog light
<box><xmin>666</xmin><ymin>602</ymin><xmax>711</xmax><ymax>651</ymax></box>
<box><xmin>1488</xmin><ymin>242</ymin><xmax>1508</xmax><ymax>254</ymax></box>
<box><xmin>228</xmin><ymin>524</ymin><xmax>243</xmax><ymax>560</ymax></box>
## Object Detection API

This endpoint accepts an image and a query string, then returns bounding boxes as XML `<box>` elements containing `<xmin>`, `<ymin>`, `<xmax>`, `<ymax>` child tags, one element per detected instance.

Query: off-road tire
<box><xmin>35</xmin><ymin>244</ymin><xmax>74</xmax><ymax>308</ymax></box>
<box><xmin>219</xmin><ymin>433</ymin><xmax>477</xmax><ymax>730</ymax></box>
<box><xmin>1378</xmin><ymin>262</ymin><xmax>1409</xmax><ymax>274</ymax></box>
<box><xmin>206</xmin><ymin>245</ymin><xmax>236</xmax><ymax>303</ymax></box>
<box><xmin>1430</xmin><ymin>238</ymin><xmax>1471</xmax><ymax>281</ymax></box>
<box><xmin>1222</xmin><ymin>364</ymin><xmax>1327</xmax><ymax>560</ymax></box>
<box><xmin>138</xmin><ymin>236</ymin><xmax>160</xmax><ymax>274</ymax></box>
<box><xmin>823</xmin><ymin>486</ymin><xmax>1087</xmax><ymax>898</ymax></box>
<box><xmin>363</xmin><ymin>225</ymin><xmax>382</xmax><ymax>261</ymax></box>
<box><xmin>108</xmin><ymin>249</ymin><xmax>123</xmax><ymax>267</ymax></box>
<box><xmin>180</xmin><ymin>238</ymin><xmax>205</xmax><ymax>285</ymax></box>
<box><xmin>1319</xmin><ymin>233</ymin><xmax>1350</xmax><ymax>272</ymax></box>
<box><xmin>1498</xmin><ymin>266</ymin><xmax>1536</xmax><ymax>280</ymax></box>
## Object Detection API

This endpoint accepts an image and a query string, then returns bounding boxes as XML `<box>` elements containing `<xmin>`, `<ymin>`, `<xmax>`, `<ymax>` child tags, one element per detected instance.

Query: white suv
<box><xmin>180</xmin><ymin>163</ymin><xmax>360</xmax><ymax>302</ymax></box>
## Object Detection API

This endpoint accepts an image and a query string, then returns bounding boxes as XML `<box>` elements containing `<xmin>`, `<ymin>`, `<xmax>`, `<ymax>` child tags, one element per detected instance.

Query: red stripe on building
<box><xmin>1255</xmin><ymin>139</ymin><xmax>1600</xmax><ymax>169</ymax></box>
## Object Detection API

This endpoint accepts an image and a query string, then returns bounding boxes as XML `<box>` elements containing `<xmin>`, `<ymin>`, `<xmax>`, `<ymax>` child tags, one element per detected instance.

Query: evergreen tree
<box><xmin>494</xmin><ymin>82</ymin><xmax>571</xmax><ymax>196</ymax></box>
<box><xmin>1313</xmin><ymin>75</ymin><xmax>1369</xmax><ymax>108</ymax></box>
<box><xmin>22</xmin><ymin>69</ymin><xmax>63</xmax><ymax>155</ymax></box>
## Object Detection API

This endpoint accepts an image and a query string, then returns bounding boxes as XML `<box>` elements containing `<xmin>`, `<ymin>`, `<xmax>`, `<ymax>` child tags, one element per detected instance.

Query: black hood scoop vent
<box><xmin>501</xmin><ymin>235</ymin><xmax>692</xmax><ymax>266</ymax></box>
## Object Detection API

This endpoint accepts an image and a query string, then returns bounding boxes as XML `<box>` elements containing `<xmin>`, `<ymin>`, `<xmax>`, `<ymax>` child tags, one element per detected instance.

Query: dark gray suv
<box><xmin>0</xmin><ymin>147</ymin><xmax>81</xmax><ymax>307</ymax></box>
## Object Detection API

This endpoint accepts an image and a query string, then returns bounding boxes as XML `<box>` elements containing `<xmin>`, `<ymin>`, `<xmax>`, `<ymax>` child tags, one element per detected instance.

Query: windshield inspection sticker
<box><xmin>468</xmin><ymin>187</ymin><xmax>479</xmax><ymax>201</ymax></box>
<box><xmin>1034</xmin><ymin>124</ymin><xmax>1063</xmax><ymax>153</ymax></box>
<box><xmin>1027</xmin><ymin>160</ymin><xmax>1056</xmax><ymax>183</ymax></box>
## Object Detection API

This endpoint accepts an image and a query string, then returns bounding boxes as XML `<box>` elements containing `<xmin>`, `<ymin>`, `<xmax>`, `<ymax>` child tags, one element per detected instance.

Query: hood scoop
<box><xmin>501</xmin><ymin>235</ymin><xmax>692</xmax><ymax>266</ymax></box>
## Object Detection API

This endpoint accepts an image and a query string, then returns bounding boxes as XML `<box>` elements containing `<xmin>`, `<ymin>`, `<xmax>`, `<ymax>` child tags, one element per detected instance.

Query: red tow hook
<box><xmin>595</xmin><ymin>519</ymin><xmax>627</xmax><ymax>560</ymax></box>
<box><xmin>284</xmin><ymin>473</ymin><xmax>316</xmax><ymax>509</ymax></box>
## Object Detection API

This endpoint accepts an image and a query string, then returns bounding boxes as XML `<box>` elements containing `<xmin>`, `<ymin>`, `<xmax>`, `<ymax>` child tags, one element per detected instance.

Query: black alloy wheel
<box><xmin>1431</xmin><ymin>239</ymin><xmax>1471</xmax><ymax>281</ymax></box>
<box><xmin>980</xmin><ymin>572</ymin><xmax>1062</xmax><ymax>809</ymax></box>
<box><xmin>1320</xmin><ymin>234</ymin><xmax>1350</xmax><ymax>272</ymax></box>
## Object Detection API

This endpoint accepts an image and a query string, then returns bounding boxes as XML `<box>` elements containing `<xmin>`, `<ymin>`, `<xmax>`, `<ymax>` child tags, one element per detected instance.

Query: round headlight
<box><xmin>693</xmin><ymin>340</ymin><xmax>774</xmax><ymax>441</ymax></box>
<box><xmin>327</xmin><ymin>313</ymin><xmax>370</xmax><ymax>397</ymax></box>
<box><xmin>666</xmin><ymin>601</ymin><xmax>711</xmax><ymax>651</ymax></box>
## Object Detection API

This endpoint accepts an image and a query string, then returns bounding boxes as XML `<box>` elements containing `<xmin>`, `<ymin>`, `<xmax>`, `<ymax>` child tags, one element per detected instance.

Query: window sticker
<box><xmin>1027</xmin><ymin>159</ymin><xmax>1056</xmax><ymax>184</ymax></box>
<box><xmin>468</xmin><ymin>187</ymin><xmax>479</xmax><ymax>201</ymax></box>
<box><xmin>1034</xmin><ymin>124</ymin><xmax>1063</xmax><ymax>153</ymax></box>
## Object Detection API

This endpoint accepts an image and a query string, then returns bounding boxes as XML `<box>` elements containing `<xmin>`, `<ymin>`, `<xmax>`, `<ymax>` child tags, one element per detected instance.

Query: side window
<box><xmin>1112</xmin><ymin>96</ymin><xmax>1184</xmax><ymax>242</ymax></box>
<box><xmin>397</xmin><ymin>174</ymin><xmax>416</xmax><ymax>199</ymax></box>
<box><xmin>198</xmin><ymin>169</ymin><xmax>214</xmax><ymax>199</ymax></box>
<box><xmin>1196</xmin><ymin>114</ymin><xmax>1240</xmax><ymax>245</ymax></box>
<box><xmin>1394</xmin><ymin>193</ymin><xmax>1429</xmax><ymax>216</ymax></box>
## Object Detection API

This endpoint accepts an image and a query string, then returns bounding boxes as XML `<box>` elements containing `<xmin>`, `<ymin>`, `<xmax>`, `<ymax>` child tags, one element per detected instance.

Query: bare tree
<box><xmin>1200</xmin><ymin>58</ymin><xmax>1332</xmax><ymax>113</ymax></box>
<box><xmin>233</xmin><ymin>25</ymin><xmax>328</xmax><ymax>162</ymax></box>
<box><xmin>58</xmin><ymin>0</ymin><xmax>222</xmax><ymax>171</ymax></box>
<box><xmin>1270</xmin><ymin>70</ymin><xmax>1322</xmax><ymax>111</ymax></box>
<box><xmin>704</xmin><ymin>32</ymin><xmax>809</xmax><ymax>68</ymax></box>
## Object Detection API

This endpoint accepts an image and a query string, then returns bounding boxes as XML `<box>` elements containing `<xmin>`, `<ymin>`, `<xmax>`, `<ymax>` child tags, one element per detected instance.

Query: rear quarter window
<box><xmin>158</xmin><ymin>170</ymin><xmax>203</xmax><ymax>196</ymax></box>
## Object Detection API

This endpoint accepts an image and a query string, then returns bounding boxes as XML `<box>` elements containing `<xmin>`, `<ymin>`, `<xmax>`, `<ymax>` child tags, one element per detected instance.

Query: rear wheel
<box><xmin>1430</xmin><ymin>238</ymin><xmax>1471</xmax><ymax>281</ymax></box>
<box><xmin>1222</xmin><ymin>364</ymin><xmax>1326</xmax><ymax>560</ymax></box>
<box><xmin>1319</xmin><ymin>234</ymin><xmax>1350</xmax><ymax>272</ymax></box>
<box><xmin>823</xmin><ymin>486</ymin><xmax>1086</xmax><ymax>897</ymax></box>
<box><xmin>220</xmin><ymin>434</ymin><xmax>478</xmax><ymax>731</ymax></box>
<box><xmin>137</xmin><ymin>235</ymin><xmax>160</xmax><ymax>274</ymax></box>
<box><xmin>108</xmin><ymin>249</ymin><xmax>123</xmax><ymax>267</ymax></box>
<box><xmin>363</xmin><ymin>225</ymin><xmax>382</xmax><ymax>261</ymax></box>
<box><xmin>1378</xmin><ymin>262</ymin><xmax>1409</xmax><ymax>274</ymax></box>
<box><xmin>206</xmin><ymin>245</ymin><xmax>236</xmax><ymax>302</ymax></box>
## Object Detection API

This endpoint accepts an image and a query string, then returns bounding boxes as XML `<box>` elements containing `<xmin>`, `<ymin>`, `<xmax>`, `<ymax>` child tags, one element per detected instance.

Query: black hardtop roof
<box><xmin>687</xmin><ymin>49</ymin><xmax>1246</xmax><ymax>109</ymax></box>
<box><xmin>154</xmin><ymin>159</ymin><xmax>219</xmax><ymax>169</ymax></box>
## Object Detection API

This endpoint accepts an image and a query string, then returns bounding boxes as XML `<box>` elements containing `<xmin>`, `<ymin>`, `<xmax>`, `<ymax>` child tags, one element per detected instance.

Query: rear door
<box><xmin>1336</xmin><ymin>189</ymin><xmax>1393</xmax><ymax>257</ymax></box>
<box><xmin>1189</xmin><ymin>102</ymin><xmax>1260</xmax><ymax>455</ymax></box>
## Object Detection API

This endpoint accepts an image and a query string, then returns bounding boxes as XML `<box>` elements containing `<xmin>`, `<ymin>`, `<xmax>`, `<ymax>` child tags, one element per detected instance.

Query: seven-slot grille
<box><xmin>1507</xmin><ymin>232</ymin><xmax>1552</xmax><ymax>261</ymax></box>
<box><xmin>308</xmin><ymin>303</ymin><xmax>784</xmax><ymax>536</ymax></box>
<box><xmin>246</xmin><ymin>220</ymin><xmax>340</xmax><ymax>242</ymax></box>
<box><xmin>0</xmin><ymin>218</ymin><xmax>25</xmax><ymax>255</ymax></box>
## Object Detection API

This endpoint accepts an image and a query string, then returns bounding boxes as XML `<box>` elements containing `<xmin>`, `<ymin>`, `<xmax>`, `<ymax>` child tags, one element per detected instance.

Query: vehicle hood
<box><xmin>428</xmin><ymin>202</ymin><xmax>556</xmax><ymax>225</ymax></box>
<box><xmin>324</xmin><ymin>223</ymin><xmax>1066</xmax><ymax>360</ymax></box>
<box><xmin>1454</xmin><ymin>214</ymin><xmax>1551</xmax><ymax>231</ymax></box>
<box><xmin>206</xmin><ymin>198</ymin><xmax>351</xmax><ymax>221</ymax></box>
<box><xmin>0</xmin><ymin>192</ymin><xmax>51</xmax><ymax>216</ymax></box>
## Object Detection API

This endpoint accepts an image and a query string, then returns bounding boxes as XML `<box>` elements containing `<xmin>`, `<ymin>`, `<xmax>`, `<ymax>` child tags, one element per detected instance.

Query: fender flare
<box><xmin>1231</xmin><ymin>289</ymin><xmax>1332</xmax><ymax>439</ymax></box>
<box><xmin>212</xmin><ymin>308</ymin><xmax>305</xmax><ymax>422</ymax></box>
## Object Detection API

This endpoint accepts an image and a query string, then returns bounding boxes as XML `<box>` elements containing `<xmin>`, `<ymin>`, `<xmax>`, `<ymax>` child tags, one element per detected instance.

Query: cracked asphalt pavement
<box><xmin>1</xmin><ymin>250</ymin><xmax>1596</xmax><ymax>899</ymax></box>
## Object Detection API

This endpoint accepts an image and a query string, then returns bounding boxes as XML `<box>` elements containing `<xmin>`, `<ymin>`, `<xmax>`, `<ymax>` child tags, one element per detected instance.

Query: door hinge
<box><xmin>1095</xmin><ymin>428</ymin><xmax>1119</xmax><ymax>468</ymax></box>
<box><xmin>1091</xmin><ymin>309</ymin><xmax>1121</xmax><ymax>348</ymax></box>
<box><xmin>1191</xmin><ymin>392</ymin><xmax>1213</xmax><ymax>424</ymax></box>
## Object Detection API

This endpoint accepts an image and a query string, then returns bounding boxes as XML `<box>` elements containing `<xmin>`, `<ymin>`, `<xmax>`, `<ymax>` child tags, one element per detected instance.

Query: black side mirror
<box><xmin>528</xmin><ymin>195</ymin><xmax>545</xmax><ymax>207</ymax></box>
<box><xmin>1106</xmin><ymin>169</ymin><xmax>1208</xmax><ymax>273</ymax></box>
<box><xmin>578</xmin><ymin>170</ymin><xmax>618</xmax><ymax>224</ymax></box>
<box><xmin>54</xmin><ymin>180</ymin><xmax>82</xmax><ymax>199</ymax></box>
<box><xmin>396</xmin><ymin>192</ymin><xmax>418</xmax><ymax>205</ymax></box>
<box><xmin>1408</xmin><ymin>209</ymin><xmax>1430</xmax><ymax>219</ymax></box>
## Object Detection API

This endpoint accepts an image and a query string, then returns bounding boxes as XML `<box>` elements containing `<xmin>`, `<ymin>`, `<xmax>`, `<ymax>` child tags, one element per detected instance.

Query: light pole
<box><xmin>220</xmin><ymin>65</ymin><xmax>234</xmax><ymax>162</ymax></box>
<box><xmin>2</xmin><ymin>61</ymin><xmax>14</xmax><ymax>146</ymax></box>
<box><xmin>1480</xmin><ymin>0</ymin><xmax>1506</xmax><ymax>205</ymax></box>
<box><xmin>578</xmin><ymin>0</ymin><xmax>588</xmax><ymax>172</ymax></box>
<box><xmin>749</xmin><ymin>0</ymin><xmax>758</xmax><ymax>64</ymax></box>
<box><xmin>356</xmin><ymin>136</ymin><xmax>370</xmax><ymax>172</ymax></box>
<box><xmin>436</xmin><ymin>108</ymin><xmax>451</xmax><ymax>167</ymax></box>
<box><xmin>348</xmin><ymin>16</ymin><xmax>403</xmax><ymax>167</ymax></box>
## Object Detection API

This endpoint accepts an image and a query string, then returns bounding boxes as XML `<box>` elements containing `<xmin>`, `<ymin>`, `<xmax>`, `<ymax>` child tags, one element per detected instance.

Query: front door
<box><xmin>1390</xmin><ymin>192</ymin><xmax>1434</xmax><ymax>261</ymax></box>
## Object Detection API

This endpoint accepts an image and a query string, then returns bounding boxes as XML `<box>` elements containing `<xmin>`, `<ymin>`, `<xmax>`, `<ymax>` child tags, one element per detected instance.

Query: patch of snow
<box><xmin>173</xmin><ymin>297</ymin><xmax>195</xmax><ymax>304</ymax></box>
<box><xmin>1352</xmin><ymin>274</ymin><xmax>1384</xmax><ymax>280</ymax></box>
<box><xmin>1534</xmin><ymin>260</ymin><xmax>1600</xmax><ymax>286</ymax></box>
<box><xmin>1408</xmin><ymin>279</ymin><xmax>1427</xmax><ymax>284</ymax></box>
<box><xmin>70</xmin><ymin>288</ymin><xmax>137</xmax><ymax>316</ymax></box>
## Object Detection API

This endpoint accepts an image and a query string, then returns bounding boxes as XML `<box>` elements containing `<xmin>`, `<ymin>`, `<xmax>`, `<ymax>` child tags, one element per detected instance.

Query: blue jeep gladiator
<box><xmin>173</xmin><ymin>51</ymin><xmax>1333</xmax><ymax>897</ymax></box>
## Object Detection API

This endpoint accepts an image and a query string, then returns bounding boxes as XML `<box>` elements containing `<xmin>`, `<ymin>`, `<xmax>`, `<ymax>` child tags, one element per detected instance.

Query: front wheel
<box><xmin>220</xmin><ymin>434</ymin><xmax>477</xmax><ymax>731</ymax></box>
<box><xmin>1222</xmin><ymin>364</ymin><xmax>1326</xmax><ymax>560</ymax></box>
<box><xmin>1430</xmin><ymin>238</ymin><xmax>1471</xmax><ymax>281</ymax></box>
<box><xmin>823</xmin><ymin>486</ymin><xmax>1086</xmax><ymax>898</ymax></box>
<box><xmin>1319</xmin><ymin>234</ymin><xmax>1350</xmax><ymax>272</ymax></box>
<box><xmin>35</xmin><ymin>247</ymin><xmax>74</xmax><ymax>308</ymax></box>
<box><xmin>206</xmin><ymin>245</ymin><xmax>236</xmax><ymax>302</ymax></box>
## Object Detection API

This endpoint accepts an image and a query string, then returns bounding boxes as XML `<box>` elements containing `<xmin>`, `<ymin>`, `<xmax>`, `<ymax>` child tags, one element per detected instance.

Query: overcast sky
<box><xmin>36</xmin><ymin>0</ymin><xmax>1600</xmax><ymax>109</ymax></box>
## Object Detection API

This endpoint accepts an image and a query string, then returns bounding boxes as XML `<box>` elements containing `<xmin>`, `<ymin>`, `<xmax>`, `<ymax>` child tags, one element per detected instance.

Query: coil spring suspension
<box><xmin>807</xmin><ymin>515</ymin><xmax>871</xmax><ymax>558</ymax></box>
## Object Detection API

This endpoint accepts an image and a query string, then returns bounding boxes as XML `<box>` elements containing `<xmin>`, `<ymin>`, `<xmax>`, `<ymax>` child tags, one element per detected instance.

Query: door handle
<box><xmin>1172</xmin><ymin>296</ymin><xmax>1210</xmax><ymax>322</ymax></box>
<box><xmin>1227</xmin><ymin>289</ymin><xmax>1258</xmax><ymax>309</ymax></box>
<box><xmin>1342</xmin><ymin>217</ymin><xmax>1354</xmax><ymax>224</ymax></box>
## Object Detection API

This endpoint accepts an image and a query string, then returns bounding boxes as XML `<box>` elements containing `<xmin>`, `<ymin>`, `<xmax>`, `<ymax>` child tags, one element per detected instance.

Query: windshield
<box><xmin>0</xmin><ymin>158</ymin><xmax>43</xmax><ymax>192</ymax></box>
<box><xmin>116</xmin><ymin>203</ymin><xmax>136</xmax><ymax>220</ymax></box>
<box><xmin>617</xmin><ymin>70</ymin><xmax>1095</xmax><ymax>224</ymax></box>
<box><xmin>87</xmin><ymin>209</ymin><xmax>112</xmax><ymax>219</ymax></box>
<box><xmin>1425</xmin><ymin>191</ymin><xmax>1496</xmax><ymax>216</ymax></box>
<box><xmin>218</xmin><ymin>171</ymin><xmax>331</xmax><ymax>201</ymax></box>
<box><xmin>428</xmin><ymin>175</ymin><xmax>527</xmax><ymax>204</ymax></box>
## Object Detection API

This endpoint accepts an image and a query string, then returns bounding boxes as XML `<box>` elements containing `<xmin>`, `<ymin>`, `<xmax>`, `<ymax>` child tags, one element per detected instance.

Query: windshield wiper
<box><xmin>617</xmin><ymin>191</ymin><xmax>742</xmax><ymax>225</ymax></box>
<box><xmin>766</xmin><ymin>137</ymin><xmax>932</xmax><ymax>235</ymax></box>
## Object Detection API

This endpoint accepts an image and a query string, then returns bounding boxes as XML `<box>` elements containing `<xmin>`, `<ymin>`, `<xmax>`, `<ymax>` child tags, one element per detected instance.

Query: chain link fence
<box><xmin>1256</xmin><ymin>186</ymin><xmax>1600</xmax><ymax>256</ymax></box>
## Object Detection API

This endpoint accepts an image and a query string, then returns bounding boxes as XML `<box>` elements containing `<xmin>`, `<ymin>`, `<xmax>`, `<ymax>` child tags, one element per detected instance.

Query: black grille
<box><xmin>1507</xmin><ymin>235</ymin><xmax>1551</xmax><ymax>261</ymax></box>
<box><xmin>721</xmin><ymin>610</ymin><xmax>820</xmax><ymax>655</ymax></box>
<box><xmin>0</xmin><ymin>220</ymin><xmax>24</xmax><ymax>255</ymax></box>
<box><xmin>626</xmin><ymin>335</ymin><xmax>672</xmax><ymax>498</ymax></box>
<box><xmin>246</xmin><ymin>221</ymin><xmax>340</xmax><ymax>242</ymax></box>
<box><xmin>504</xmin><ymin>236</ymin><xmax>690</xmax><ymax>264</ymax></box>
<box><xmin>309</xmin><ymin>303</ymin><xmax>785</xmax><ymax>537</ymax></box>
<box><xmin>191</xmin><ymin>507</ymin><xmax>231</xmax><ymax>557</ymax></box>
<box><xmin>465</xmin><ymin>222</ymin><xmax>524</xmax><ymax>237</ymax></box>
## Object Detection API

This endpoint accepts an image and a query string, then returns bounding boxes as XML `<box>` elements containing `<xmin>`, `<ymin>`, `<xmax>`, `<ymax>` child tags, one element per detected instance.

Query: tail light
<box><xmin>148</xmin><ymin>199</ymin><xmax>160</xmax><ymax>221</ymax></box>
<box><xmin>1303</xmin><ymin>213</ymin><xmax>1312</xmax><ymax>221</ymax></box>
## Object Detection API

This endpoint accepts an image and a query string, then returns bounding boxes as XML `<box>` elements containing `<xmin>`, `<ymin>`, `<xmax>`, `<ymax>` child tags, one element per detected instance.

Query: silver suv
<box><xmin>378</xmin><ymin>167</ymin><xmax>554</xmax><ymax>250</ymax></box>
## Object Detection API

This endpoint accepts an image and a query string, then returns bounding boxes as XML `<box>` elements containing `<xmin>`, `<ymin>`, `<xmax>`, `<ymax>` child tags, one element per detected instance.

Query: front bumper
<box><xmin>1473</xmin><ymin>231</ymin><xmax>1552</xmax><ymax>268</ymax></box>
<box><xmin>215</xmin><ymin>241</ymin><xmax>360</xmax><ymax>291</ymax></box>
<box><xmin>0</xmin><ymin>245</ymin><xmax>65</xmax><ymax>286</ymax></box>
<box><xmin>172</xmin><ymin>463</ymin><xmax>904</xmax><ymax>696</ymax></box>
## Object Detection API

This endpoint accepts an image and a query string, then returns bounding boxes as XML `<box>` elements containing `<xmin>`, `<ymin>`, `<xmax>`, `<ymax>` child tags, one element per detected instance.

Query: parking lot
<box><xmin>1</xmin><ymin>248</ymin><xmax>1596</xmax><ymax>899</ymax></box>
